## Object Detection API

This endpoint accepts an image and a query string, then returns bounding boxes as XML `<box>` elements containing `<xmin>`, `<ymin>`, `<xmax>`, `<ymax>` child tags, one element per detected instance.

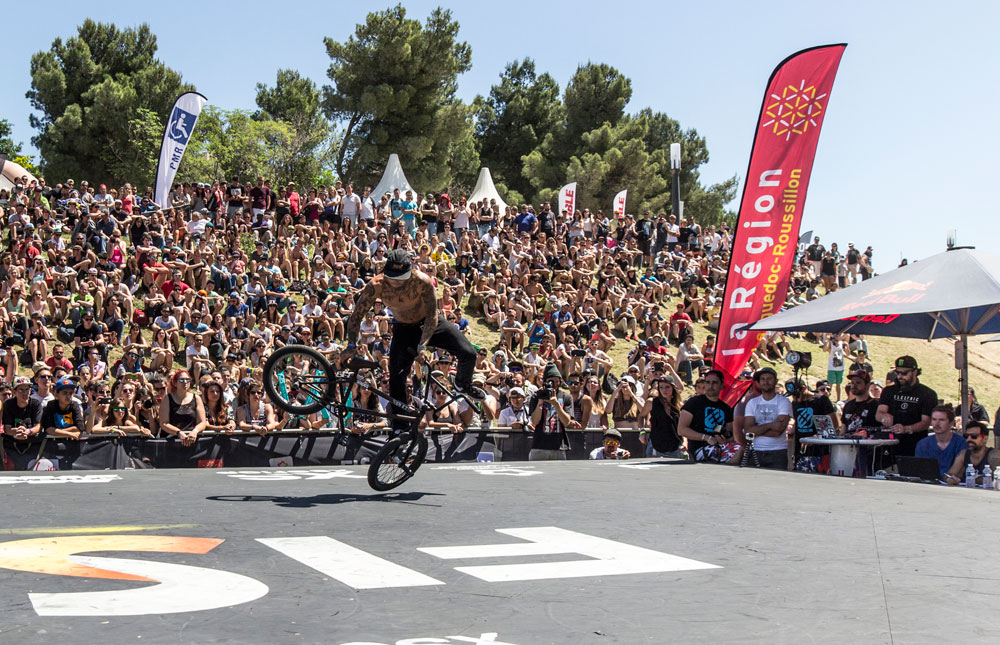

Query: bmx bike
<box><xmin>262</xmin><ymin>344</ymin><xmax>476</xmax><ymax>491</ymax></box>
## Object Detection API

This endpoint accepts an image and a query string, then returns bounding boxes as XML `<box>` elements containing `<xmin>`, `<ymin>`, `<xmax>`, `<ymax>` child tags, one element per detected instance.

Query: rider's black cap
<box><xmin>383</xmin><ymin>249</ymin><xmax>412</xmax><ymax>280</ymax></box>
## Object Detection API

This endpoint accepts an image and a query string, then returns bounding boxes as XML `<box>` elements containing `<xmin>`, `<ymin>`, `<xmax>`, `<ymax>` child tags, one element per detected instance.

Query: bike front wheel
<box><xmin>367</xmin><ymin>433</ymin><xmax>428</xmax><ymax>491</ymax></box>
<box><xmin>263</xmin><ymin>344</ymin><xmax>335</xmax><ymax>415</ymax></box>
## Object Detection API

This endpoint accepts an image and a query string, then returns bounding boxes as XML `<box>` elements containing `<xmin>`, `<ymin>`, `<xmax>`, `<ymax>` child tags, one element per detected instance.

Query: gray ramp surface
<box><xmin>0</xmin><ymin>460</ymin><xmax>996</xmax><ymax>645</ymax></box>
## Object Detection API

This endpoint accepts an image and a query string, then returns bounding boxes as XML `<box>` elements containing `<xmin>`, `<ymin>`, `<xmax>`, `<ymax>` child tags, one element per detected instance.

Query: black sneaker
<box><xmin>460</xmin><ymin>385</ymin><xmax>487</xmax><ymax>402</ymax></box>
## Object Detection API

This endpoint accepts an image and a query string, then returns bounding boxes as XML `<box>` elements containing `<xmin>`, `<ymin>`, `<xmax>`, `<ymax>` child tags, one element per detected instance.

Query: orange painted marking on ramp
<box><xmin>0</xmin><ymin>535</ymin><xmax>222</xmax><ymax>582</ymax></box>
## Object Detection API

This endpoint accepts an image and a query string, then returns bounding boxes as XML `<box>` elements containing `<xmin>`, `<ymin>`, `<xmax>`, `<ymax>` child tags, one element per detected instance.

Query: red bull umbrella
<box><xmin>746</xmin><ymin>246</ymin><xmax>1000</xmax><ymax>432</ymax></box>
<box><xmin>747</xmin><ymin>247</ymin><xmax>1000</xmax><ymax>339</ymax></box>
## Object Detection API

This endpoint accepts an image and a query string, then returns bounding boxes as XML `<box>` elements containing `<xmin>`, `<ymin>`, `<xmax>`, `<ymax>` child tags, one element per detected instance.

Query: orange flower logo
<box><xmin>762</xmin><ymin>80</ymin><xmax>827</xmax><ymax>141</ymax></box>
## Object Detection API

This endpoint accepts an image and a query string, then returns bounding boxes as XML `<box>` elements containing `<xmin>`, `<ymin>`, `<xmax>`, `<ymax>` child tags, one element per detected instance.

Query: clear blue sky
<box><xmin>4</xmin><ymin>0</ymin><xmax>998</xmax><ymax>269</ymax></box>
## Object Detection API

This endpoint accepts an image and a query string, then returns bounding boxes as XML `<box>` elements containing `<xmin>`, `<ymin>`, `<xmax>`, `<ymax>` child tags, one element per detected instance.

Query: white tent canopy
<box><xmin>468</xmin><ymin>167</ymin><xmax>508</xmax><ymax>213</ymax></box>
<box><xmin>0</xmin><ymin>158</ymin><xmax>38</xmax><ymax>192</ymax></box>
<box><xmin>371</xmin><ymin>153</ymin><xmax>417</xmax><ymax>199</ymax></box>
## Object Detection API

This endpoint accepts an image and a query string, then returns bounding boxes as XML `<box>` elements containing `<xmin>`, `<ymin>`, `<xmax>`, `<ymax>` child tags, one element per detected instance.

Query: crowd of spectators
<box><xmin>0</xmin><ymin>171</ymin><xmax>986</xmax><ymax>474</ymax></box>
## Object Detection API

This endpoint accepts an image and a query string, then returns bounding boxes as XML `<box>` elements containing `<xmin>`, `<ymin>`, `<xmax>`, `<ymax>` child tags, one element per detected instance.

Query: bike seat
<box><xmin>348</xmin><ymin>357</ymin><xmax>380</xmax><ymax>371</ymax></box>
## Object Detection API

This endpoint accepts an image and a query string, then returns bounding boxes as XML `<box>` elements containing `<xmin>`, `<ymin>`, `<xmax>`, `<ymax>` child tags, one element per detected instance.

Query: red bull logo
<box><xmin>865</xmin><ymin>280</ymin><xmax>932</xmax><ymax>297</ymax></box>
<box><xmin>837</xmin><ymin>280</ymin><xmax>932</xmax><ymax>313</ymax></box>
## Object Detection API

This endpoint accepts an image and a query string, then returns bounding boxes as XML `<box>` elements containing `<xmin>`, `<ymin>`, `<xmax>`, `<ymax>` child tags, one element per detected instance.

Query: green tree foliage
<box><xmin>0</xmin><ymin>119</ymin><xmax>37</xmax><ymax>174</ymax></box>
<box><xmin>564</xmin><ymin>115</ymin><xmax>670</xmax><ymax>214</ymax></box>
<box><xmin>322</xmin><ymin>5</ymin><xmax>478</xmax><ymax>191</ymax></box>
<box><xmin>522</xmin><ymin>63</ymin><xmax>632</xmax><ymax>199</ymax></box>
<box><xmin>255</xmin><ymin>69</ymin><xmax>339</xmax><ymax>188</ymax></box>
<box><xmin>175</xmin><ymin>107</ymin><xmax>293</xmax><ymax>185</ymax></box>
<box><xmin>105</xmin><ymin>108</ymin><xmax>162</xmax><ymax>190</ymax></box>
<box><xmin>26</xmin><ymin>19</ymin><xmax>192</xmax><ymax>185</ymax></box>
<box><xmin>521</xmin><ymin>63</ymin><xmax>735</xmax><ymax>223</ymax></box>
<box><xmin>474</xmin><ymin>59</ymin><xmax>561</xmax><ymax>200</ymax></box>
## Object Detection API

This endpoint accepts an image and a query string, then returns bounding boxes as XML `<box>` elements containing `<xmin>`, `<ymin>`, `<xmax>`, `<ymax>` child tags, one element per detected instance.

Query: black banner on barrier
<box><xmin>25</xmin><ymin>431</ymin><xmax>646</xmax><ymax>470</ymax></box>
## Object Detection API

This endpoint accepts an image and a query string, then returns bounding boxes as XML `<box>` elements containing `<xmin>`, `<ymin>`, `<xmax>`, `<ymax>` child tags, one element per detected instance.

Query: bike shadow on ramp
<box><xmin>206</xmin><ymin>491</ymin><xmax>445</xmax><ymax>508</ymax></box>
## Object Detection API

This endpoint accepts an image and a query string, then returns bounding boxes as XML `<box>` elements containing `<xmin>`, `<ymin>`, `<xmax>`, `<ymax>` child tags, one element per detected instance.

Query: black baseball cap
<box><xmin>383</xmin><ymin>249</ymin><xmax>412</xmax><ymax>280</ymax></box>
<box><xmin>895</xmin><ymin>355</ymin><xmax>919</xmax><ymax>370</ymax></box>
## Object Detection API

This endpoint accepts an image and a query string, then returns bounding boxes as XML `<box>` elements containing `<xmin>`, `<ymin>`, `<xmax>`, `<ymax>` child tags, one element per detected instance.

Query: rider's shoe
<box><xmin>459</xmin><ymin>385</ymin><xmax>487</xmax><ymax>402</ymax></box>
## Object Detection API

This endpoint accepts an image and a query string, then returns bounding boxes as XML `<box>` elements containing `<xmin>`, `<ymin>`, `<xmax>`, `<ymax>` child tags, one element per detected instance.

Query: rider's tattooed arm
<box><xmin>345</xmin><ymin>281</ymin><xmax>377</xmax><ymax>346</ymax></box>
<box><xmin>418</xmin><ymin>279</ymin><xmax>438</xmax><ymax>349</ymax></box>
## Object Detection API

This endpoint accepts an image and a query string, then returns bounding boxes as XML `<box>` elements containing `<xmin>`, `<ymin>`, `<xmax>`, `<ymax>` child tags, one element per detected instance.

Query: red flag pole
<box><xmin>715</xmin><ymin>44</ymin><xmax>847</xmax><ymax>405</ymax></box>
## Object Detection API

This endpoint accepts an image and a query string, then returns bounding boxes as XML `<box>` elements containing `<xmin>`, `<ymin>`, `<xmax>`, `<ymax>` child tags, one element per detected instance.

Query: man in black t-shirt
<box><xmin>790</xmin><ymin>379</ymin><xmax>838</xmax><ymax>471</ymax></box>
<box><xmin>842</xmin><ymin>370</ymin><xmax>881</xmax><ymax>433</ymax></box>
<box><xmin>678</xmin><ymin>369</ymin><xmax>733</xmax><ymax>461</ymax></box>
<box><xmin>73</xmin><ymin>309</ymin><xmax>106</xmax><ymax>364</ymax></box>
<box><xmin>805</xmin><ymin>236</ymin><xmax>825</xmax><ymax>276</ymax></box>
<box><xmin>2</xmin><ymin>377</ymin><xmax>44</xmax><ymax>469</ymax></box>
<box><xmin>226</xmin><ymin>176</ymin><xmax>244</xmax><ymax>217</ymax></box>
<box><xmin>876</xmin><ymin>356</ymin><xmax>937</xmax><ymax>457</ymax></box>
<box><xmin>846</xmin><ymin>242</ymin><xmax>862</xmax><ymax>284</ymax></box>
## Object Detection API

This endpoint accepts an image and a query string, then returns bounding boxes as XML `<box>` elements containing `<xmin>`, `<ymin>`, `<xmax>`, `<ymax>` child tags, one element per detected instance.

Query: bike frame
<box><xmin>305</xmin><ymin>364</ymin><xmax>473</xmax><ymax>438</ymax></box>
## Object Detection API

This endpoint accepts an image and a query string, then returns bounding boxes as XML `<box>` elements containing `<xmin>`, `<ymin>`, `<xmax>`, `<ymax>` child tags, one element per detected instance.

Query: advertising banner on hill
<box><xmin>153</xmin><ymin>92</ymin><xmax>208</xmax><ymax>208</ymax></box>
<box><xmin>558</xmin><ymin>182</ymin><xmax>577</xmax><ymax>216</ymax></box>
<box><xmin>715</xmin><ymin>44</ymin><xmax>846</xmax><ymax>404</ymax></box>
<box><xmin>613</xmin><ymin>189</ymin><xmax>627</xmax><ymax>216</ymax></box>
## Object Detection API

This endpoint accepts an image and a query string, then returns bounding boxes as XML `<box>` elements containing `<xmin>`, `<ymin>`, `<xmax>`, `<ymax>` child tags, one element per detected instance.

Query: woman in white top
<box><xmin>583</xmin><ymin>375</ymin><xmax>608</xmax><ymax>429</ymax></box>
<box><xmin>454</xmin><ymin>197</ymin><xmax>472</xmax><ymax>240</ymax></box>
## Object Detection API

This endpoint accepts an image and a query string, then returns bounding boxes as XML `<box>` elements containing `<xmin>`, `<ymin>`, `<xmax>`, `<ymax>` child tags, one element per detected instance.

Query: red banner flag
<box><xmin>716</xmin><ymin>44</ymin><xmax>846</xmax><ymax>404</ymax></box>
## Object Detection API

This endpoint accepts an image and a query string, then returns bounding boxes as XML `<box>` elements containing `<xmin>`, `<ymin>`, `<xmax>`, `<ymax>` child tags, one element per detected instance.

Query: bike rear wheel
<box><xmin>367</xmin><ymin>432</ymin><xmax>428</xmax><ymax>491</ymax></box>
<box><xmin>263</xmin><ymin>345</ymin><xmax>335</xmax><ymax>415</ymax></box>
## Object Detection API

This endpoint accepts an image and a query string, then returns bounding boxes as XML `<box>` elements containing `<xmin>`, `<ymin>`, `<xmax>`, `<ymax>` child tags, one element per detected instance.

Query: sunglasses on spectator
<box><xmin>177</xmin><ymin>378</ymin><xmax>192</xmax><ymax>384</ymax></box>
<box><xmin>964</xmin><ymin>433</ymin><xmax>982</xmax><ymax>440</ymax></box>
<box><xmin>112</xmin><ymin>407</ymin><xmax>127</xmax><ymax>412</ymax></box>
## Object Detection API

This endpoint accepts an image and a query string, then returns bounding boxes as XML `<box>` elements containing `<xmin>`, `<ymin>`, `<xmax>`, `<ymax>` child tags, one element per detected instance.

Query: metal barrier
<box><xmin>5</xmin><ymin>427</ymin><xmax>653</xmax><ymax>471</ymax></box>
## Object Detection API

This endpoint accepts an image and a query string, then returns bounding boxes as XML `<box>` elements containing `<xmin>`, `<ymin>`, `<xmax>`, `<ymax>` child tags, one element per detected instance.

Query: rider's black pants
<box><xmin>389</xmin><ymin>315</ymin><xmax>477</xmax><ymax>430</ymax></box>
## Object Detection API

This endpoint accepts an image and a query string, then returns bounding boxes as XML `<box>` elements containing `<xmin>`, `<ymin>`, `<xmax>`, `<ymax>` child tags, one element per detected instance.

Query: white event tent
<box><xmin>372</xmin><ymin>154</ymin><xmax>417</xmax><ymax>199</ymax></box>
<box><xmin>468</xmin><ymin>167</ymin><xmax>508</xmax><ymax>213</ymax></box>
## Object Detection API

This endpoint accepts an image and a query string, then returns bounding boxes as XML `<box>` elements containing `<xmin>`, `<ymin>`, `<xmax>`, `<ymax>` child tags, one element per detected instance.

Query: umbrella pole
<box><xmin>960</xmin><ymin>333</ymin><xmax>969</xmax><ymax>437</ymax></box>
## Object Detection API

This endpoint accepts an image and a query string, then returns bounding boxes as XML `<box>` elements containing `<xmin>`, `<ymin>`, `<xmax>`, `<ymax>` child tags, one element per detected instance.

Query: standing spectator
<box><xmin>822</xmin><ymin>333</ymin><xmax>847</xmax><ymax>402</ymax></box>
<box><xmin>790</xmin><ymin>378</ymin><xmax>839</xmax><ymax>472</ymax></box>
<box><xmin>876</xmin><ymin>356</ymin><xmax>936</xmax><ymax>457</ymax></box>
<box><xmin>742</xmin><ymin>368</ymin><xmax>793</xmax><ymax>470</ymax></box>
<box><xmin>527</xmin><ymin>363</ymin><xmax>580</xmax><ymax>460</ymax></box>
<box><xmin>2</xmin><ymin>376</ymin><xmax>43</xmax><ymax>469</ymax></box>
<box><xmin>226</xmin><ymin>177</ymin><xmax>243</xmax><ymax>218</ymax></box>
<box><xmin>637</xmin><ymin>375</ymin><xmax>683</xmax><ymax>458</ymax></box>
<box><xmin>678</xmin><ymin>369</ymin><xmax>734</xmax><ymax>463</ymax></box>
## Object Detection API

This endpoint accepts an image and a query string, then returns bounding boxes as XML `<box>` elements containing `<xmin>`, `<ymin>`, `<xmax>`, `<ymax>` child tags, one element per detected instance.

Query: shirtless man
<box><xmin>340</xmin><ymin>249</ymin><xmax>484</xmax><ymax>429</ymax></box>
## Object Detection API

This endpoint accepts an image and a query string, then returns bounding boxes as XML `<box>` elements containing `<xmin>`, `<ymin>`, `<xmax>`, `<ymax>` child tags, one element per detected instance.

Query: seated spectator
<box><xmin>947</xmin><ymin>420</ymin><xmax>1000</xmax><ymax>486</ymax></box>
<box><xmin>917</xmin><ymin>404</ymin><xmax>966</xmax><ymax>480</ymax></box>
<box><xmin>668</xmin><ymin>303</ymin><xmax>692</xmax><ymax>344</ymax></box>
<box><xmin>675</xmin><ymin>335</ymin><xmax>705</xmax><ymax>385</ymax></box>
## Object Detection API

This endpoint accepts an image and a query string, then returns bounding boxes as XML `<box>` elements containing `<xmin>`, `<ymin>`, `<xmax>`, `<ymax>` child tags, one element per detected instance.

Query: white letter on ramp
<box><xmin>419</xmin><ymin>527</ymin><xmax>719</xmax><ymax>582</ymax></box>
<box><xmin>258</xmin><ymin>536</ymin><xmax>442</xmax><ymax>589</ymax></box>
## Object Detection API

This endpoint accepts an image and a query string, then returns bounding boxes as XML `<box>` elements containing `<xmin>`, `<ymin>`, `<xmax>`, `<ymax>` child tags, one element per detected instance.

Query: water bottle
<box><xmin>983</xmin><ymin>465</ymin><xmax>994</xmax><ymax>490</ymax></box>
<box><xmin>965</xmin><ymin>463</ymin><xmax>976</xmax><ymax>488</ymax></box>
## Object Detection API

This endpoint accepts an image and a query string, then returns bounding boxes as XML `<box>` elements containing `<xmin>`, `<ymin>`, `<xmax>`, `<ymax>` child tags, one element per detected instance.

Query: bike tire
<box><xmin>263</xmin><ymin>344</ymin><xmax>335</xmax><ymax>415</ymax></box>
<box><xmin>367</xmin><ymin>433</ymin><xmax>428</xmax><ymax>491</ymax></box>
